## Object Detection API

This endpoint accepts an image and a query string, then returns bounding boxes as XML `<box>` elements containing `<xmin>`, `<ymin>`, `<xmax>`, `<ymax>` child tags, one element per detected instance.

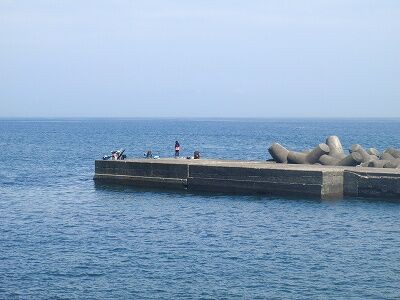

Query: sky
<box><xmin>0</xmin><ymin>0</ymin><xmax>399</xmax><ymax>118</ymax></box>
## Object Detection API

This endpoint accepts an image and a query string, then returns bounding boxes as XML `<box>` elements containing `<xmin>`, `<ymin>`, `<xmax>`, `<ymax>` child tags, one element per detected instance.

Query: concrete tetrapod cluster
<box><xmin>268</xmin><ymin>136</ymin><xmax>400</xmax><ymax>168</ymax></box>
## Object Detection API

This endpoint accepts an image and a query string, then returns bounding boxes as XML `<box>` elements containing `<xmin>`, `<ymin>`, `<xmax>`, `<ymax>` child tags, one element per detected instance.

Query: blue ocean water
<box><xmin>0</xmin><ymin>118</ymin><xmax>399</xmax><ymax>299</ymax></box>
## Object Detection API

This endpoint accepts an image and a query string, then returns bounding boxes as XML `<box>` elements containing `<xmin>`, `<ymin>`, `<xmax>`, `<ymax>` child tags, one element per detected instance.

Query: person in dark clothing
<box><xmin>175</xmin><ymin>141</ymin><xmax>180</xmax><ymax>157</ymax></box>
<box><xmin>145</xmin><ymin>150</ymin><xmax>152</xmax><ymax>159</ymax></box>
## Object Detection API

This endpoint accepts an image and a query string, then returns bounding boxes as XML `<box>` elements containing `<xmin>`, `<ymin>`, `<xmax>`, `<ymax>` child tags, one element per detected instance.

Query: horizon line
<box><xmin>1</xmin><ymin>116</ymin><xmax>400</xmax><ymax>121</ymax></box>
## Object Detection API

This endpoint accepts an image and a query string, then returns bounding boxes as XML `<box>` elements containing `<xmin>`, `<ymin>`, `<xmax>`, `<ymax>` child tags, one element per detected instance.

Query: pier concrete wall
<box><xmin>343</xmin><ymin>169</ymin><xmax>400</xmax><ymax>199</ymax></box>
<box><xmin>94</xmin><ymin>159</ymin><xmax>400</xmax><ymax>199</ymax></box>
<box><xmin>95</xmin><ymin>160</ymin><xmax>188</xmax><ymax>189</ymax></box>
<box><xmin>187</xmin><ymin>164</ymin><xmax>327</xmax><ymax>197</ymax></box>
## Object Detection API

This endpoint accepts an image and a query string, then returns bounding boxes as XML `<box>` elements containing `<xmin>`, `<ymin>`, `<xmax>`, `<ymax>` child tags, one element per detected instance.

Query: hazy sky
<box><xmin>0</xmin><ymin>0</ymin><xmax>399</xmax><ymax>118</ymax></box>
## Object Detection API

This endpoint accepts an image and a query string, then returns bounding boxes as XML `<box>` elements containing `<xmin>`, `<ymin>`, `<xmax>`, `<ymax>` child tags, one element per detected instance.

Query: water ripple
<box><xmin>1</xmin><ymin>119</ymin><xmax>400</xmax><ymax>299</ymax></box>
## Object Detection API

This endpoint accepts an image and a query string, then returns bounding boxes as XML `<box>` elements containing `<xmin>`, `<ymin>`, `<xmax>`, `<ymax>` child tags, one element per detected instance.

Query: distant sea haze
<box><xmin>0</xmin><ymin>118</ymin><xmax>399</xmax><ymax>299</ymax></box>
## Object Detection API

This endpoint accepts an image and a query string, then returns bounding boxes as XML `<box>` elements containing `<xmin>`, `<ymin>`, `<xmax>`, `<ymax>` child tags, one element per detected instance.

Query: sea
<box><xmin>0</xmin><ymin>118</ymin><xmax>399</xmax><ymax>299</ymax></box>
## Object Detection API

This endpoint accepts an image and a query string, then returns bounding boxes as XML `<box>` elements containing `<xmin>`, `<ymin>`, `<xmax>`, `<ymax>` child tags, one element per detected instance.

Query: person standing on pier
<box><xmin>175</xmin><ymin>141</ymin><xmax>180</xmax><ymax>158</ymax></box>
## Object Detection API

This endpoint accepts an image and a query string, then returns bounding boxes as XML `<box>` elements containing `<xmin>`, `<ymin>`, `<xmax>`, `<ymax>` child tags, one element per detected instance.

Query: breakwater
<box><xmin>94</xmin><ymin>159</ymin><xmax>400</xmax><ymax>199</ymax></box>
<box><xmin>268</xmin><ymin>135</ymin><xmax>400</xmax><ymax>168</ymax></box>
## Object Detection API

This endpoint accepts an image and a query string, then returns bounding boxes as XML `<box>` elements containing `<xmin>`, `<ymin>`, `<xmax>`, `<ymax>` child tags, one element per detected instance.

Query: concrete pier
<box><xmin>94</xmin><ymin>159</ymin><xmax>400</xmax><ymax>200</ymax></box>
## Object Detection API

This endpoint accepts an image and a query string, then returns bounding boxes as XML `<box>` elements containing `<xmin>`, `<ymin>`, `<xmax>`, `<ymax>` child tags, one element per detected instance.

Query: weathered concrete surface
<box><xmin>187</xmin><ymin>164</ymin><xmax>328</xmax><ymax>198</ymax></box>
<box><xmin>343</xmin><ymin>168</ymin><xmax>400</xmax><ymax>199</ymax></box>
<box><xmin>94</xmin><ymin>159</ymin><xmax>400</xmax><ymax>200</ymax></box>
<box><xmin>95</xmin><ymin>159</ymin><xmax>188</xmax><ymax>189</ymax></box>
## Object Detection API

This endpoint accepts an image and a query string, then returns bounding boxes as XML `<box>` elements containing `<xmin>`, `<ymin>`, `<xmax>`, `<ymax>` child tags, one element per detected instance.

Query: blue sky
<box><xmin>0</xmin><ymin>0</ymin><xmax>399</xmax><ymax>118</ymax></box>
